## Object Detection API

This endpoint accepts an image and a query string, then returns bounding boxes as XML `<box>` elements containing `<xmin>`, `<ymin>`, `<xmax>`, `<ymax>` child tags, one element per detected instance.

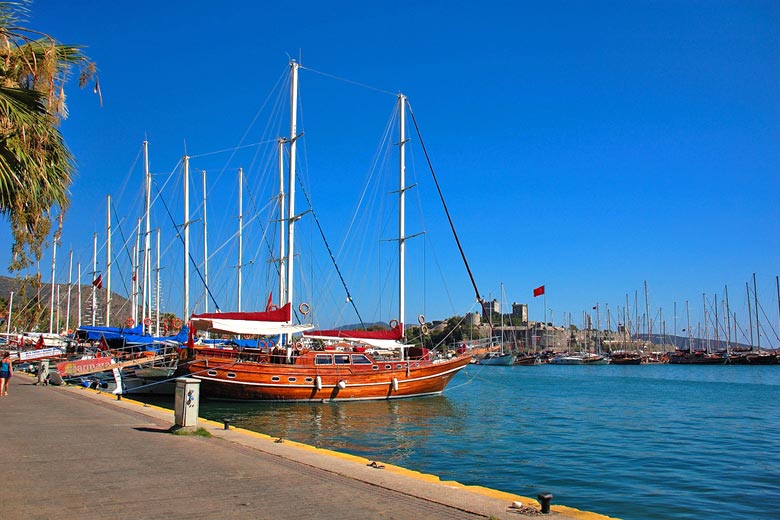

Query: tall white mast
<box><xmin>237</xmin><ymin>167</ymin><xmax>243</xmax><ymax>311</ymax></box>
<box><xmin>65</xmin><ymin>250</ymin><xmax>72</xmax><ymax>334</ymax></box>
<box><xmin>49</xmin><ymin>235</ymin><xmax>57</xmax><ymax>333</ymax></box>
<box><xmin>183</xmin><ymin>154</ymin><xmax>190</xmax><ymax>320</ymax></box>
<box><xmin>91</xmin><ymin>233</ymin><xmax>98</xmax><ymax>327</ymax></box>
<box><xmin>143</xmin><ymin>140</ymin><xmax>151</xmax><ymax>328</ymax></box>
<box><xmin>398</xmin><ymin>93</ymin><xmax>407</xmax><ymax>332</ymax></box>
<box><xmin>106</xmin><ymin>194</ymin><xmax>112</xmax><ymax>326</ymax></box>
<box><xmin>155</xmin><ymin>228</ymin><xmax>161</xmax><ymax>335</ymax></box>
<box><xmin>277</xmin><ymin>138</ymin><xmax>286</xmax><ymax>307</ymax></box>
<box><xmin>77</xmin><ymin>262</ymin><xmax>82</xmax><ymax>327</ymax></box>
<box><xmin>133</xmin><ymin>218</ymin><xmax>141</xmax><ymax>325</ymax></box>
<box><xmin>753</xmin><ymin>273</ymin><xmax>761</xmax><ymax>350</ymax></box>
<box><xmin>285</xmin><ymin>60</ymin><xmax>299</xmax><ymax>317</ymax></box>
<box><xmin>202</xmin><ymin>170</ymin><xmax>209</xmax><ymax>314</ymax></box>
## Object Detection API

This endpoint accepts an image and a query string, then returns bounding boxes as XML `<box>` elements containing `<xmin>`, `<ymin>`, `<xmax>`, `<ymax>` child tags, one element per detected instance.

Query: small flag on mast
<box><xmin>533</xmin><ymin>285</ymin><xmax>545</xmax><ymax>297</ymax></box>
<box><xmin>92</xmin><ymin>274</ymin><xmax>103</xmax><ymax>289</ymax></box>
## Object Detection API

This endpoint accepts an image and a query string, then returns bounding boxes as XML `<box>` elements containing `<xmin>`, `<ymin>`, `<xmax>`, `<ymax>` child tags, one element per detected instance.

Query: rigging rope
<box><xmin>406</xmin><ymin>102</ymin><xmax>484</xmax><ymax>309</ymax></box>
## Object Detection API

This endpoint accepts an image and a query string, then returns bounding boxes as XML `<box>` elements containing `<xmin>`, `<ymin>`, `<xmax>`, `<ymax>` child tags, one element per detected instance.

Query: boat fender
<box><xmin>389</xmin><ymin>319</ymin><xmax>399</xmax><ymax>329</ymax></box>
<box><xmin>417</xmin><ymin>314</ymin><xmax>426</xmax><ymax>325</ymax></box>
<box><xmin>391</xmin><ymin>377</ymin><xmax>399</xmax><ymax>392</ymax></box>
<box><xmin>298</xmin><ymin>302</ymin><xmax>310</xmax><ymax>315</ymax></box>
<box><xmin>337</xmin><ymin>380</ymin><xmax>346</xmax><ymax>390</ymax></box>
<box><xmin>315</xmin><ymin>375</ymin><xmax>322</xmax><ymax>390</ymax></box>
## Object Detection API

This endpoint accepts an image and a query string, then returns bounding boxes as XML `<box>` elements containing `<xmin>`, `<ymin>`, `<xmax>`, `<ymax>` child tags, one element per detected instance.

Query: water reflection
<box><xmin>198</xmin><ymin>396</ymin><xmax>463</xmax><ymax>464</ymax></box>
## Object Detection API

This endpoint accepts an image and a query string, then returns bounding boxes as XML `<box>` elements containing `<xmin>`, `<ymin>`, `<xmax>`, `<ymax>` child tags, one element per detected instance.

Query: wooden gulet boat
<box><xmin>178</xmin><ymin>61</ymin><xmax>473</xmax><ymax>401</ymax></box>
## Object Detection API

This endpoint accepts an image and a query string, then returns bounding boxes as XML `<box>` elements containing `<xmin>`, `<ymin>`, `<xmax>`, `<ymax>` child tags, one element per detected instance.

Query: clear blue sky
<box><xmin>4</xmin><ymin>1</ymin><xmax>779</xmax><ymax>346</ymax></box>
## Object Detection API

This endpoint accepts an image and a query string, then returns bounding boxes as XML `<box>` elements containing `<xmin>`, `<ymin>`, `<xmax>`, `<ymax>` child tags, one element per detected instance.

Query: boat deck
<box><xmin>0</xmin><ymin>373</ymin><xmax>611</xmax><ymax>519</ymax></box>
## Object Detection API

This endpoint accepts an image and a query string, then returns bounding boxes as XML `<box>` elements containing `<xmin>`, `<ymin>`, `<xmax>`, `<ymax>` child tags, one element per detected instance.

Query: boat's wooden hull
<box><xmin>178</xmin><ymin>352</ymin><xmax>472</xmax><ymax>401</ymax></box>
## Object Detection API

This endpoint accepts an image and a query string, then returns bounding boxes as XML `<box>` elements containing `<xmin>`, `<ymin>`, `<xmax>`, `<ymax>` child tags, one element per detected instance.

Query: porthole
<box><xmin>385</xmin><ymin>364</ymin><xmax>392</xmax><ymax>370</ymax></box>
<box><xmin>372</xmin><ymin>366</ymin><xmax>379</xmax><ymax>371</ymax></box>
<box><xmin>288</xmin><ymin>377</ymin><xmax>297</xmax><ymax>382</ymax></box>
<box><xmin>226</xmin><ymin>372</ymin><xmax>237</xmax><ymax>379</ymax></box>
<box><xmin>207</xmin><ymin>370</ymin><xmax>218</xmax><ymax>376</ymax></box>
<box><xmin>305</xmin><ymin>377</ymin><xmax>314</xmax><ymax>382</ymax></box>
<box><xmin>396</xmin><ymin>364</ymin><xmax>403</xmax><ymax>369</ymax></box>
<box><xmin>271</xmin><ymin>376</ymin><xmax>280</xmax><ymax>382</ymax></box>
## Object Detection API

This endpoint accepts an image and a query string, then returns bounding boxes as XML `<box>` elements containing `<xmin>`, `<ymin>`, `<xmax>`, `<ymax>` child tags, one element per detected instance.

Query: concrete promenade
<box><xmin>0</xmin><ymin>373</ymin><xmax>611</xmax><ymax>520</ymax></box>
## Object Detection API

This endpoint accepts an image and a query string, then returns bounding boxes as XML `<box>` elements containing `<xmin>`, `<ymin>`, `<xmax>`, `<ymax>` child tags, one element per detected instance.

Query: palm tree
<box><xmin>0</xmin><ymin>1</ymin><xmax>97</xmax><ymax>272</ymax></box>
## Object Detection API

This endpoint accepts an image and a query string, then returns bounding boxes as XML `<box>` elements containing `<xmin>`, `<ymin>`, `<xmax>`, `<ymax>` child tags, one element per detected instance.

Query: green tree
<box><xmin>0</xmin><ymin>1</ymin><xmax>97</xmax><ymax>271</ymax></box>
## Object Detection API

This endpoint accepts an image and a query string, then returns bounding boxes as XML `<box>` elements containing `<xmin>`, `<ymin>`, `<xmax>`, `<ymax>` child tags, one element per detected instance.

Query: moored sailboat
<box><xmin>177</xmin><ymin>61</ymin><xmax>473</xmax><ymax>401</ymax></box>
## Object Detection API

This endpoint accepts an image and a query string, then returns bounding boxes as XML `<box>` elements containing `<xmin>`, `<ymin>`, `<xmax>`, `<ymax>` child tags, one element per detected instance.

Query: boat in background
<box><xmin>609</xmin><ymin>351</ymin><xmax>643</xmax><ymax>365</ymax></box>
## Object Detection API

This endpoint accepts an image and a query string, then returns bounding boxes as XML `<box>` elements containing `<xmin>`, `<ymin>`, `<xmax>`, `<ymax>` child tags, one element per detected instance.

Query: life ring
<box><xmin>389</xmin><ymin>319</ymin><xmax>399</xmax><ymax>329</ymax></box>
<box><xmin>143</xmin><ymin>317</ymin><xmax>152</xmax><ymax>326</ymax></box>
<box><xmin>173</xmin><ymin>318</ymin><xmax>183</xmax><ymax>328</ymax></box>
<box><xmin>417</xmin><ymin>314</ymin><xmax>426</xmax><ymax>325</ymax></box>
<box><xmin>298</xmin><ymin>302</ymin><xmax>310</xmax><ymax>315</ymax></box>
<box><xmin>179</xmin><ymin>348</ymin><xmax>189</xmax><ymax>361</ymax></box>
<box><xmin>294</xmin><ymin>341</ymin><xmax>302</xmax><ymax>349</ymax></box>
<box><xmin>421</xmin><ymin>324</ymin><xmax>430</xmax><ymax>335</ymax></box>
<box><xmin>125</xmin><ymin>318</ymin><xmax>134</xmax><ymax>327</ymax></box>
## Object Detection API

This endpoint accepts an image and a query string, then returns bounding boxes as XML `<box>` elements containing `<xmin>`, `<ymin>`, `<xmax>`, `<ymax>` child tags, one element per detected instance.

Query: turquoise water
<box><xmin>187</xmin><ymin>365</ymin><xmax>780</xmax><ymax>519</ymax></box>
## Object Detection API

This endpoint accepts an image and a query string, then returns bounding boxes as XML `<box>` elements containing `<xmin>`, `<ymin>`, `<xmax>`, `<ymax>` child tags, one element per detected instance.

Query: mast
<box><xmin>77</xmin><ymin>262</ymin><xmax>82</xmax><ymax>327</ymax></box>
<box><xmin>106</xmin><ymin>195</ymin><xmax>112</xmax><ymax>326</ymax></box>
<box><xmin>202</xmin><ymin>170</ymin><xmax>209</xmax><ymax>314</ymax></box>
<box><xmin>703</xmin><ymin>293</ymin><xmax>708</xmax><ymax>353</ymax></box>
<box><xmin>155</xmin><ymin>228</ymin><xmax>161</xmax><ymax>335</ymax></box>
<box><xmin>91</xmin><ymin>233</ymin><xmax>98</xmax><ymax>327</ymax></box>
<box><xmin>143</xmin><ymin>140</ymin><xmax>151</xmax><ymax>327</ymax></box>
<box><xmin>725</xmin><ymin>286</ymin><xmax>731</xmax><ymax>351</ymax></box>
<box><xmin>133</xmin><ymin>218</ymin><xmax>141</xmax><ymax>325</ymax></box>
<box><xmin>285</xmin><ymin>60</ymin><xmax>299</xmax><ymax>323</ymax></box>
<box><xmin>644</xmin><ymin>280</ymin><xmax>650</xmax><ymax>347</ymax></box>
<box><xmin>686</xmin><ymin>300</ymin><xmax>691</xmax><ymax>350</ymax></box>
<box><xmin>183</xmin><ymin>154</ymin><xmax>190</xmax><ymax>320</ymax></box>
<box><xmin>237</xmin><ymin>167</ymin><xmax>243</xmax><ymax>311</ymax></box>
<box><xmin>5</xmin><ymin>291</ymin><xmax>12</xmax><ymax>335</ymax></box>
<box><xmin>753</xmin><ymin>273</ymin><xmax>760</xmax><ymax>350</ymax></box>
<box><xmin>49</xmin><ymin>232</ymin><xmax>57</xmax><ymax>333</ymax></box>
<box><xmin>278</xmin><ymin>138</ymin><xmax>286</xmax><ymax>308</ymax></box>
<box><xmin>398</xmin><ymin>93</ymin><xmax>407</xmax><ymax>332</ymax></box>
<box><xmin>65</xmin><ymin>250</ymin><xmax>72</xmax><ymax>334</ymax></box>
<box><xmin>746</xmin><ymin>282</ymin><xmax>754</xmax><ymax>349</ymax></box>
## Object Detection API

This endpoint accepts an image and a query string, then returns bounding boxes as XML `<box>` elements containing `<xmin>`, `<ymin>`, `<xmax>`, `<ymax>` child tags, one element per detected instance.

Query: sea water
<box><xmin>190</xmin><ymin>365</ymin><xmax>780</xmax><ymax>519</ymax></box>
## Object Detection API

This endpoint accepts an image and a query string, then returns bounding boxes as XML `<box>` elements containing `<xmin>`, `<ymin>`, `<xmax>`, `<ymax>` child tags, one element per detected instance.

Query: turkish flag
<box><xmin>92</xmin><ymin>274</ymin><xmax>103</xmax><ymax>289</ymax></box>
<box><xmin>533</xmin><ymin>285</ymin><xmax>545</xmax><ymax>297</ymax></box>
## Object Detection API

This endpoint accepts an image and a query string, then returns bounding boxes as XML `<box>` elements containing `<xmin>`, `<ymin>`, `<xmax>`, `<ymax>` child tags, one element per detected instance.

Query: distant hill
<box><xmin>0</xmin><ymin>275</ymin><xmax>141</xmax><ymax>330</ymax></box>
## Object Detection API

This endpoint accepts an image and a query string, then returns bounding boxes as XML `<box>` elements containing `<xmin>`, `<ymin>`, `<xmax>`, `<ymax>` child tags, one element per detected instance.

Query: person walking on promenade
<box><xmin>0</xmin><ymin>351</ymin><xmax>13</xmax><ymax>396</ymax></box>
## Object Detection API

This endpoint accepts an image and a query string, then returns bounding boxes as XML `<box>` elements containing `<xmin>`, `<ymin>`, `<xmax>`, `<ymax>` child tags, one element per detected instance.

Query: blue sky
<box><xmin>3</xmin><ymin>1</ymin><xmax>779</xmax><ymax>345</ymax></box>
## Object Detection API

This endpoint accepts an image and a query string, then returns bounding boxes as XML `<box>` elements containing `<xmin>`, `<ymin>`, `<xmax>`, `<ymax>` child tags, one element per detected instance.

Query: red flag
<box><xmin>533</xmin><ymin>285</ymin><xmax>545</xmax><ymax>297</ymax></box>
<box><xmin>92</xmin><ymin>274</ymin><xmax>103</xmax><ymax>289</ymax></box>
<box><xmin>265</xmin><ymin>291</ymin><xmax>274</xmax><ymax>312</ymax></box>
<box><xmin>35</xmin><ymin>334</ymin><xmax>45</xmax><ymax>349</ymax></box>
<box><xmin>132</xmin><ymin>271</ymin><xmax>137</xmax><ymax>282</ymax></box>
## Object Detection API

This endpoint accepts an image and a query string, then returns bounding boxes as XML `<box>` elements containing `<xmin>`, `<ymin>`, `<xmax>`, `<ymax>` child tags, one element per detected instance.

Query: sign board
<box><xmin>57</xmin><ymin>357</ymin><xmax>114</xmax><ymax>377</ymax></box>
<box><xmin>19</xmin><ymin>348</ymin><xmax>64</xmax><ymax>361</ymax></box>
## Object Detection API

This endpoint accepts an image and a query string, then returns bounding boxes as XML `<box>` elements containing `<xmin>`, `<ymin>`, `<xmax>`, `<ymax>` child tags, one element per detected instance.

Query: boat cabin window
<box><xmin>315</xmin><ymin>354</ymin><xmax>332</xmax><ymax>365</ymax></box>
<box><xmin>334</xmin><ymin>354</ymin><xmax>351</xmax><ymax>365</ymax></box>
<box><xmin>351</xmin><ymin>354</ymin><xmax>372</xmax><ymax>365</ymax></box>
